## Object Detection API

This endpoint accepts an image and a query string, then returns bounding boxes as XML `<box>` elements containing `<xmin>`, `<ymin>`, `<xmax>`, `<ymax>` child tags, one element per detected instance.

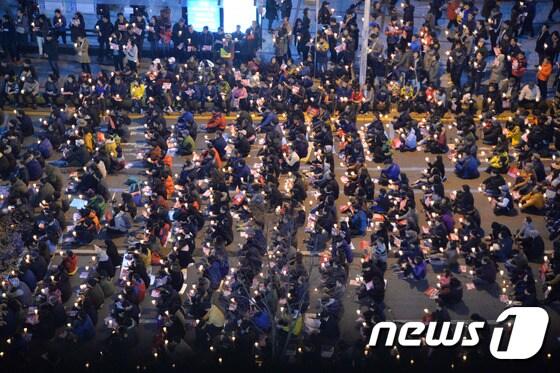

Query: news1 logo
<box><xmin>368</xmin><ymin>307</ymin><xmax>549</xmax><ymax>359</ymax></box>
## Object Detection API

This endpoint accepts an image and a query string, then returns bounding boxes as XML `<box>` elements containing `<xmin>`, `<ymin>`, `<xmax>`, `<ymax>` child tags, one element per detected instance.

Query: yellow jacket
<box><xmin>520</xmin><ymin>192</ymin><xmax>545</xmax><ymax>209</ymax></box>
<box><xmin>105</xmin><ymin>140</ymin><xmax>117</xmax><ymax>158</ymax></box>
<box><xmin>131</xmin><ymin>83</ymin><xmax>146</xmax><ymax>100</ymax></box>
<box><xmin>84</xmin><ymin>132</ymin><xmax>94</xmax><ymax>153</ymax></box>
<box><xmin>506</xmin><ymin>126</ymin><xmax>521</xmax><ymax>147</ymax></box>
<box><xmin>317</xmin><ymin>39</ymin><xmax>329</xmax><ymax>53</ymax></box>
<box><xmin>489</xmin><ymin>152</ymin><xmax>508</xmax><ymax>169</ymax></box>
<box><xmin>280</xmin><ymin>314</ymin><xmax>303</xmax><ymax>336</ymax></box>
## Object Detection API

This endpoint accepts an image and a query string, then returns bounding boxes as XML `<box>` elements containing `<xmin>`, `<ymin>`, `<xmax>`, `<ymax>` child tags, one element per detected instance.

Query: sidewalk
<box><xmin>4</xmin><ymin>1</ymin><xmax>560</xmax><ymax>89</ymax></box>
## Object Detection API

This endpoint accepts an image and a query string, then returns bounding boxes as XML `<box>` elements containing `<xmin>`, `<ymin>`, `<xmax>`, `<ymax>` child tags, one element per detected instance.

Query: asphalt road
<box><xmin>2</xmin><ymin>109</ymin><xmax>560</xmax><ymax>369</ymax></box>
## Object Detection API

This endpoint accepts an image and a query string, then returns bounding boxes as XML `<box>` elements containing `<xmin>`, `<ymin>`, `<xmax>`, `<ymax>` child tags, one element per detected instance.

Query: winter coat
<box><xmin>455</xmin><ymin>155</ymin><xmax>480</xmax><ymax>179</ymax></box>
<box><xmin>351</xmin><ymin>210</ymin><xmax>368</xmax><ymax>236</ymax></box>
<box><xmin>25</xmin><ymin>159</ymin><xmax>43</xmax><ymax>181</ymax></box>
<box><xmin>44</xmin><ymin>38</ymin><xmax>59</xmax><ymax>61</ymax></box>
<box><xmin>75</xmin><ymin>38</ymin><xmax>90</xmax><ymax>64</ymax></box>
<box><xmin>489</xmin><ymin>55</ymin><xmax>506</xmax><ymax>83</ymax></box>
<box><xmin>265</xmin><ymin>0</ymin><xmax>278</xmax><ymax>21</ymax></box>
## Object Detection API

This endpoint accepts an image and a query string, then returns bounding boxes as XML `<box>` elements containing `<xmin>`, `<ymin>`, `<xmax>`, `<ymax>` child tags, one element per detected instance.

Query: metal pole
<box><xmin>359</xmin><ymin>0</ymin><xmax>371</xmax><ymax>86</ymax></box>
<box><xmin>313</xmin><ymin>0</ymin><xmax>319</xmax><ymax>79</ymax></box>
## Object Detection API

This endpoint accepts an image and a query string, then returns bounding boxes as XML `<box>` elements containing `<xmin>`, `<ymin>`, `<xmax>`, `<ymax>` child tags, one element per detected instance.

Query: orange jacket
<box><xmin>537</xmin><ymin>62</ymin><xmax>552</xmax><ymax>82</ymax></box>
<box><xmin>207</xmin><ymin>115</ymin><xmax>226</xmax><ymax>130</ymax></box>
<box><xmin>163</xmin><ymin>155</ymin><xmax>173</xmax><ymax>168</ymax></box>
<box><xmin>89</xmin><ymin>210</ymin><xmax>101</xmax><ymax>232</ymax></box>
<box><xmin>164</xmin><ymin>175</ymin><xmax>174</xmax><ymax>199</ymax></box>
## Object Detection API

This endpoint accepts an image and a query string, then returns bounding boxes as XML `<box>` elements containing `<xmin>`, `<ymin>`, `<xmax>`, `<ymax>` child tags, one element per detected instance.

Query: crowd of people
<box><xmin>0</xmin><ymin>0</ymin><xmax>560</xmax><ymax>371</ymax></box>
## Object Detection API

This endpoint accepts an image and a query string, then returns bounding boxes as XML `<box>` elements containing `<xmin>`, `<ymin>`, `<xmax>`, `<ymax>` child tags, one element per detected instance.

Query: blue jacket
<box><xmin>495</xmin><ymin>236</ymin><xmax>513</xmax><ymax>262</ymax></box>
<box><xmin>38</xmin><ymin>138</ymin><xmax>53</xmax><ymax>159</ymax></box>
<box><xmin>212</xmin><ymin>135</ymin><xmax>227</xmax><ymax>158</ymax></box>
<box><xmin>26</xmin><ymin>159</ymin><xmax>43</xmax><ymax>181</ymax></box>
<box><xmin>178</xmin><ymin>111</ymin><xmax>194</xmax><ymax>124</ymax></box>
<box><xmin>404</xmin><ymin>130</ymin><xmax>417</xmax><ymax>150</ymax></box>
<box><xmin>382</xmin><ymin>163</ymin><xmax>401</xmax><ymax>181</ymax></box>
<box><xmin>412</xmin><ymin>261</ymin><xmax>427</xmax><ymax>280</ymax></box>
<box><xmin>455</xmin><ymin>155</ymin><xmax>480</xmax><ymax>179</ymax></box>
<box><xmin>73</xmin><ymin>314</ymin><xmax>95</xmax><ymax>342</ymax></box>
<box><xmin>372</xmin><ymin>193</ymin><xmax>390</xmax><ymax>213</ymax></box>
<box><xmin>351</xmin><ymin>210</ymin><xmax>368</xmax><ymax>236</ymax></box>
<box><xmin>258</xmin><ymin>112</ymin><xmax>278</xmax><ymax>132</ymax></box>
<box><xmin>253</xmin><ymin>311</ymin><xmax>271</xmax><ymax>331</ymax></box>
<box><xmin>333</xmin><ymin>239</ymin><xmax>354</xmax><ymax>263</ymax></box>
<box><xmin>234</xmin><ymin>165</ymin><xmax>251</xmax><ymax>183</ymax></box>
<box><xmin>20</xmin><ymin>268</ymin><xmax>37</xmax><ymax>292</ymax></box>
<box><xmin>410</xmin><ymin>39</ymin><xmax>422</xmax><ymax>53</ymax></box>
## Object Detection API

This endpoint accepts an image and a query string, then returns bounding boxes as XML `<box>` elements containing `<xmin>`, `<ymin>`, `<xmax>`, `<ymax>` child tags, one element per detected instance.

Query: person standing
<box><xmin>75</xmin><ymin>35</ymin><xmax>91</xmax><ymax>74</ymax></box>
<box><xmin>280</xmin><ymin>18</ymin><xmax>292</xmax><ymax>60</ymax></box>
<box><xmin>468</xmin><ymin>51</ymin><xmax>486</xmax><ymax>94</ymax></box>
<box><xmin>273</xmin><ymin>28</ymin><xmax>288</xmax><ymax>63</ymax></box>
<box><xmin>232</xmin><ymin>25</ymin><xmax>244</xmax><ymax>62</ymax></box>
<box><xmin>220</xmin><ymin>33</ymin><xmax>235</xmax><ymax>66</ymax></box>
<box><xmin>302</xmin><ymin>8</ymin><xmax>311</xmax><ymax>30</ymax></box>
<box><xmin>159</xmin><ymin>20</ymin><xmax>172</xmax><ymax>58</ymax></box>
<box><xmin>1</xmin><ymin>15</ymin><xmax>16</xmax><ymax>62</ymax></box>
<box><xmin>185</xmin><ymin>24</ymin><xmax>198</xmax><ymax>61</ymax></box>
<box><xmin>125</xmin><ymin>39</ymin><xmax>139</xmax><ymax>72</ymax></box>
<box><xmin>488</xmin><ymin>7</ymin><xmax>502</xmax><ymax>50</ymax></box>
<box><xmin>265</xmin><ymin>0</ymin><xmax>278</xmax><ymax>32</ymax></box>
<box><xmin>131</xmin><ymin>12</ymin><xmax>146</xmax><ymax>60</ymax></box>
<box><xmin>114</xmin><ymin>13</ymin><xmax>128</xmax><ymax>33</ymax></box>
<box><xmin>384</xmin><ymin>17</ymin><xmax>401</xmax><ymax>58</ymax></box>
<box><xmin>146</xmin><ymin>16</ymin><xmax>160</xmax><ymax>58</ymax></box>
<box><xmin>535</xmin><ymin>24</ymin><xmax>551</xmax><ymax>64</ymax></box>
<box><xmin>521</xmin><ymin>0</ymin><xmax>536</xmax><ymax>37</ymax></box>
<box><xmin>198</xmin><ymin>26</ymin><xmax>214</xmax><ymax>61</ymax></box>
<box><xmin>44</xmin><ymin>32</ymin><xmax>60</xmax><ymax>78</ymax></box>
<box><xmin>171</xmin><ymin>18</ymin><xmax>188</xmax><ymax>62</ymax></box>
<box><xmin>549</xmin><ymin>0</ymin><xmax>560</xmax><ymax>22</ymax></box>
<box><xmin>293</xmin><ymin>18</ymin><xmax>310</xmax><ymax>60</ymax></box>
<box><xmin>33</xmin><ymin>14</ymin><xmax>50</xmax><ymax>57</ymax></box>
<box><xmin>52</xmin><ymin>9</ymin><xmax>67</xmax><ymax>45</ymax></box>
<box><xmin>95</xmin><ymin>14</ymin><xmax>113</xmax><ymax>64</ymax></box>
<box><xmin>110</xmin><ymin>32</ymin><xmax>125</xmax><ymax>71</ymax></box>
<box><xmin>481</xmin><ymin>0</ymin><xmax>497</xmax><ymax>19</ymax></box>
<box><xmin>70</xmin><ymin>12</ymin><xmax>86</xmax><ymax>43</ymax></box>
<box><xmin>537</xmin><ymin>57</ymin><xmax>553</xmax><ymax>101</ymax></box>
<box><xmin>244</xmin><ymin>22</ymin><xmax>260</xmax><ymax>61</ymax></box>
<box><xmin>318</xmin><ymin>1</ymin><xmax>332</xmax><ymax>25</ymax></box>
<box><xmin>15</xmin><ymin>9</ymin><xmax>29</xmax><ymax>61</ymax></box>
<box><xmin>280</xmin><ymin>0</ymin><xmax>292</xmax><ymax>21</ymax></box>
<box><xmin>402</xmin><ymin>0</ymin><xmax>415</xmax><ymax>28</ymax></box>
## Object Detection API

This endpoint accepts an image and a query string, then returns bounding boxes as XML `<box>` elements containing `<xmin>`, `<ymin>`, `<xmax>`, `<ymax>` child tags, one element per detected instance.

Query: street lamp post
<box><xmin>359</xmin><ymin>0</ymin><xmax>371</xmax><ymax>86</ymax></box>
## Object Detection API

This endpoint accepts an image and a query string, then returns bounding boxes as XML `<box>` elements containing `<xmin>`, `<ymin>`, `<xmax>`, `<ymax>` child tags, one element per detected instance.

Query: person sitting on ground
<box><xmin>519</xmin><ymin>185</ymin><xmax>546</xmax><ymax>214</ymax></box>
<box><xmin>473</xmin><ymin>256</ymin><xmax>497</xmax><ymax>287</ymax></box>
<box><xmin>493</xmin><ymin>185</ymin><xmax>516</xmax><ymax>216</ymax></box>
<box><xmin>438</xmin><ymin>269</ymin><xmax>463</xmax><ymax>304</ymax></box>
<box><xmin>403</xmin><ymin>256</ymin><xmax>427</xmax><ymax>281</ymax></box>
<box><xmin>518</xmin><ymin>81</ymin><xmax>541</xmax><ymax>109</ymax></box>
<box><xmin>453</xmin><ymin>184</ymin><xmax>474</xmax><ymax>213</ymax></box>
<box><xmin>206</xmin><ymin>110</ymin><xmax>227</xmax><ymax>133</ymax></box>
<box><xmin>454</xmin><ymin>153</ymin><xmax>480</xmax><ymax>179</ymax></box>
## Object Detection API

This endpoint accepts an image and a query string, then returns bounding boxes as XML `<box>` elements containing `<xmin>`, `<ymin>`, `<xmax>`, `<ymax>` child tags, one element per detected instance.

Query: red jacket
<box><xmin>511</xmin><ymin>55</ymin><xmax>527</xmax><ymax>78</ymax></box>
